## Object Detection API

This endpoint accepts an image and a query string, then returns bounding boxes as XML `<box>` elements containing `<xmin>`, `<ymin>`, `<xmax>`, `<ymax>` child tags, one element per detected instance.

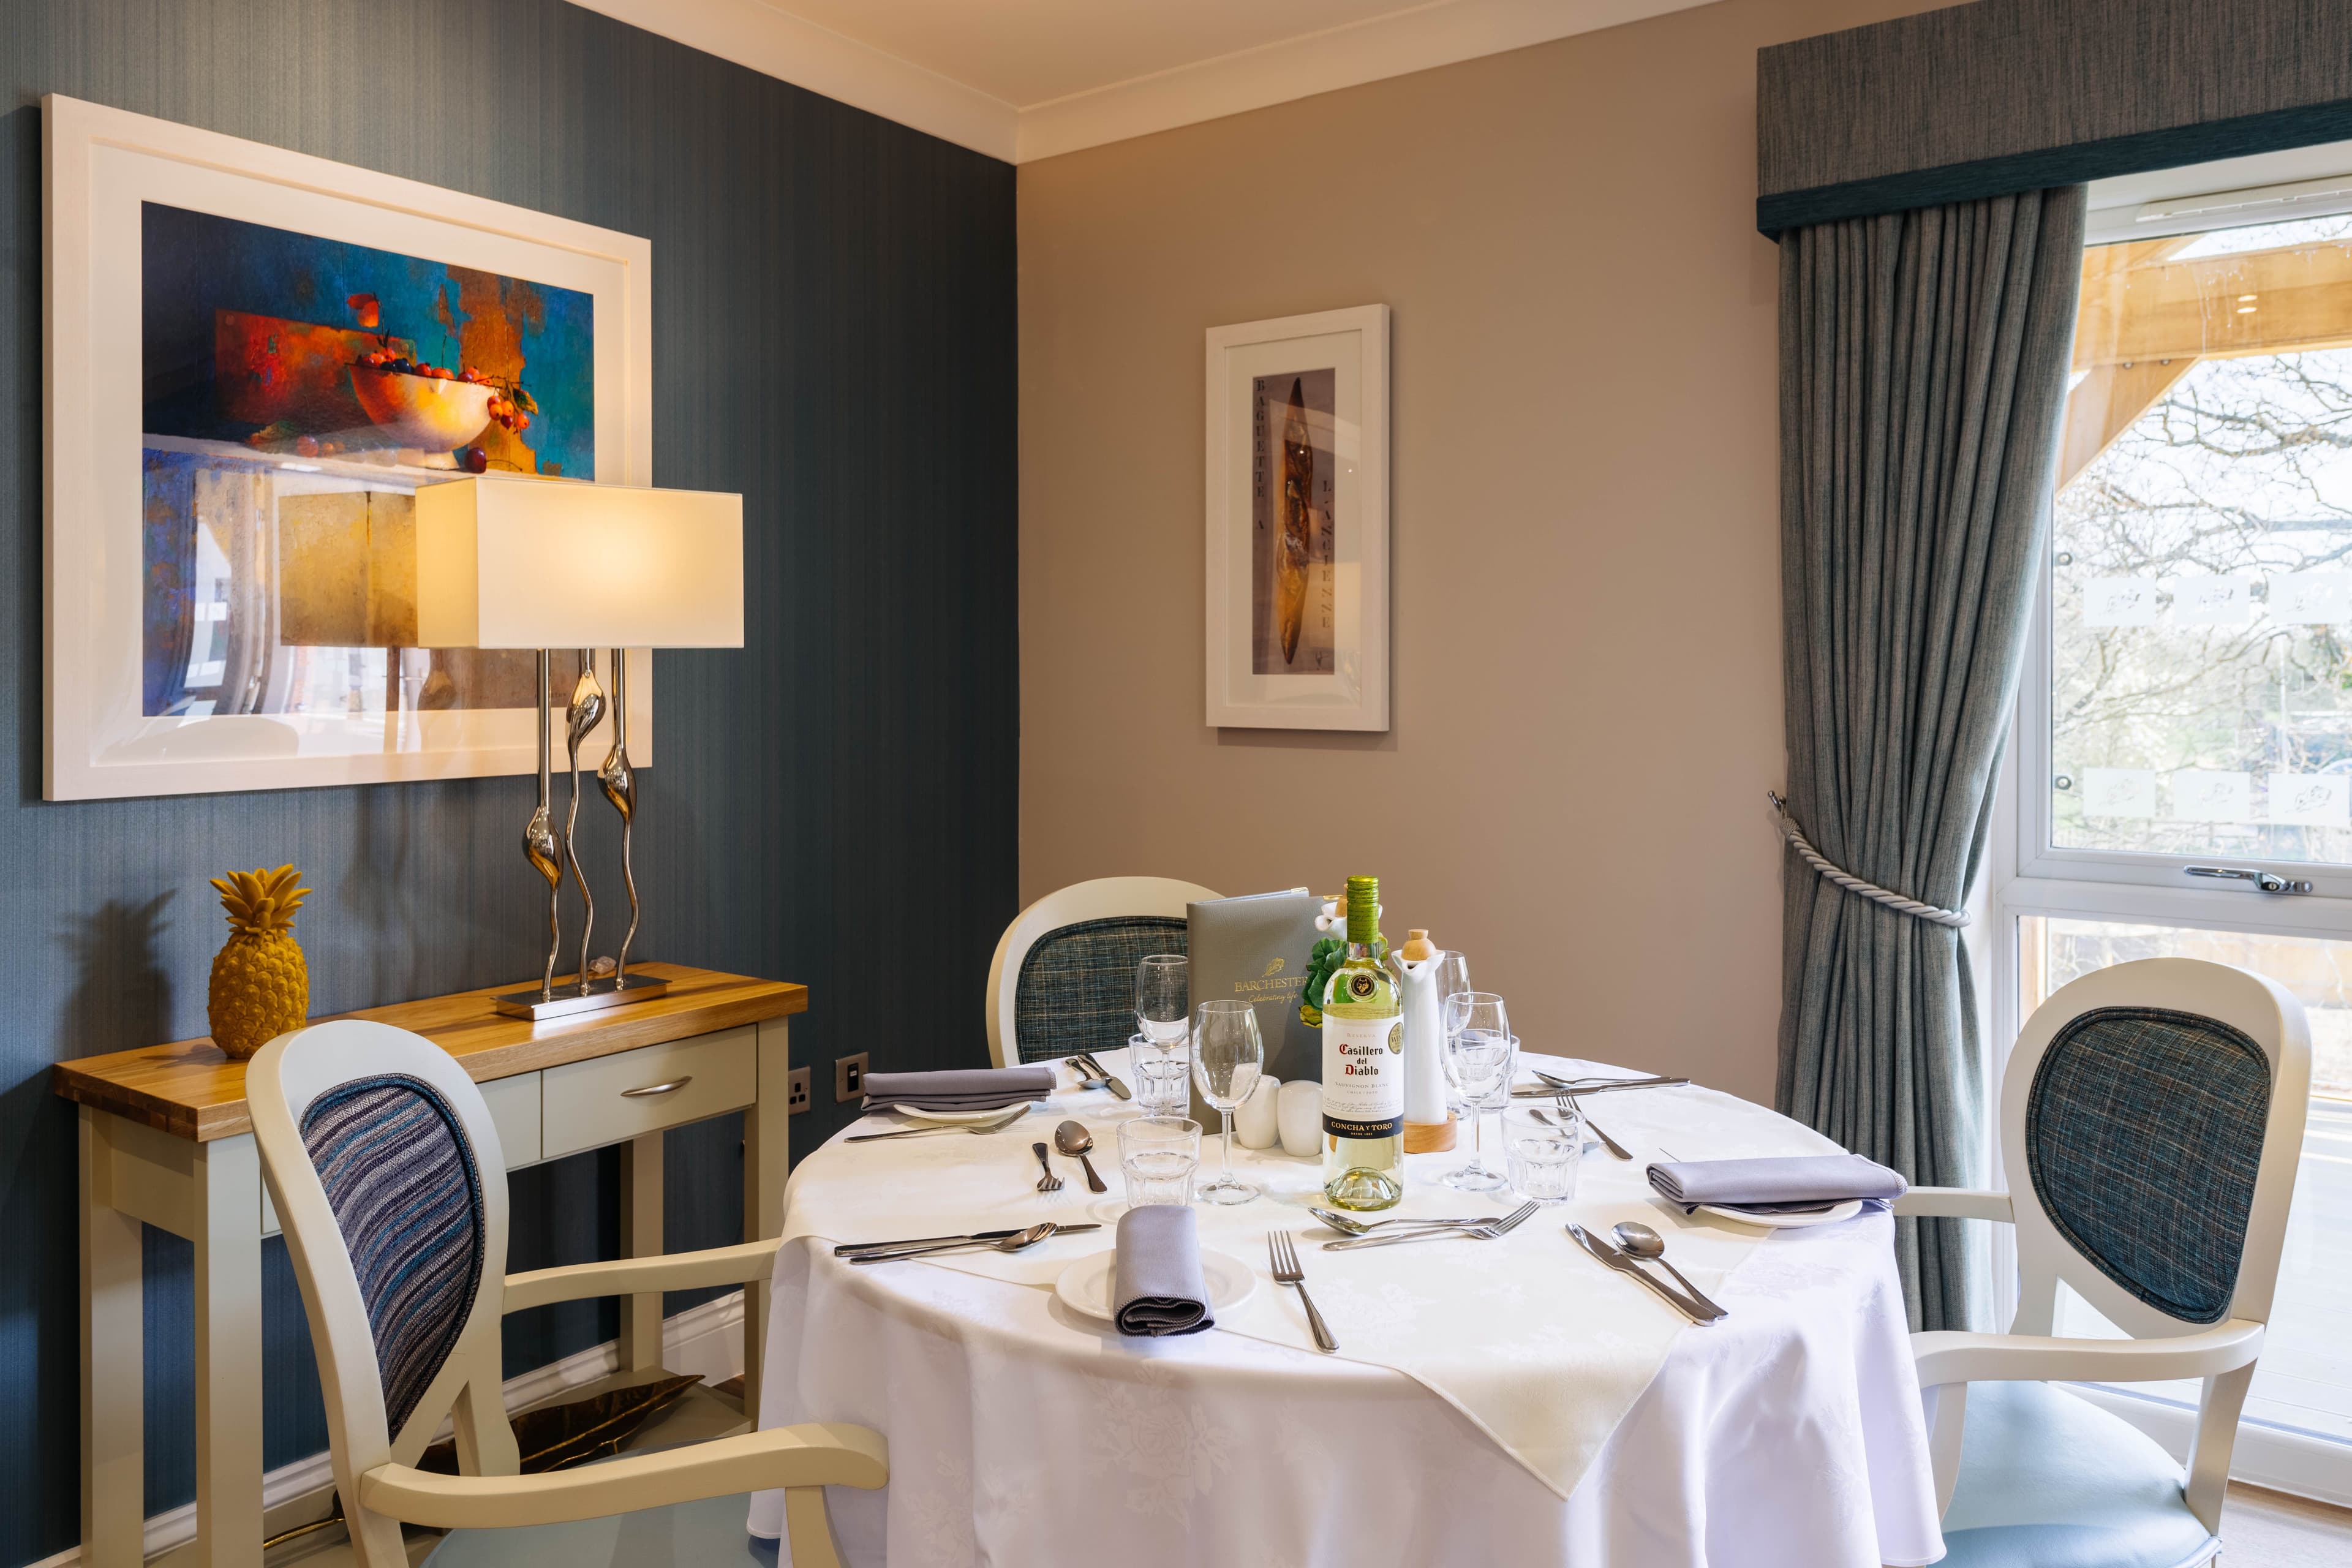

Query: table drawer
<box><xmin>541</xmin><ymin>1025</ymin><xmax>756</xmax><ymax>1158</ymax></box>
<box><xmin>264</xmin><ymin>1069</ymin><xmax>543</xmax><ymax>1236</ymax></box>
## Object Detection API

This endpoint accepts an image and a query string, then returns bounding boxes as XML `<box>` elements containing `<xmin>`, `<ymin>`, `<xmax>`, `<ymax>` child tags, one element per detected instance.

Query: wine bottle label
<box><xmin>1322</xmin><ymin>1009</ymin><xmax>1404</xmax><ymax>1139</ymax></box>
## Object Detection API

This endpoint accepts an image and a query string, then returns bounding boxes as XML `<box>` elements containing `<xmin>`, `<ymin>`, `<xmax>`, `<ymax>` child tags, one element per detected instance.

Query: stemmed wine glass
<box><xmin>1136</xmin><ymin>955</ymin><xmax>1189</xmax><ymax>1047</ymax></box>
<box><xmin>1441</xmin><ymin>990</ymin><xmax>1515</xmax><ymax>1193</ymax></box>
<box><xmin>1190</xmin><ymin>1000</ymin><xmax>1265</xmax><ymax>1205</ymax></box>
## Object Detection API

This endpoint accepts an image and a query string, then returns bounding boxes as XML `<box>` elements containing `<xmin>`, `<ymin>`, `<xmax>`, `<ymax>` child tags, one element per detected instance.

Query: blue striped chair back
<box><xmin>300</xmin><ymin>1074</ymin><xmax>487</xmax><ymax>1434</ymax></box>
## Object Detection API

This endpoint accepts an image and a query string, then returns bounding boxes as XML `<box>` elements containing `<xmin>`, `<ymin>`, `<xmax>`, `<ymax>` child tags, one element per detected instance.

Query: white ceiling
<box><xmin>569</xmin><ymin>0</ymin><xmax>1714</xmax><ymax>163</ymax></box>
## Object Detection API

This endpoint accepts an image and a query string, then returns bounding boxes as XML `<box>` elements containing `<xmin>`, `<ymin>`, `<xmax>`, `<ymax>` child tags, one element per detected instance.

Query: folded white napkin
<box><xmin>1646</xmin><ymin>1153</ymin><xmax>1907</xmax><ymax>1214</ymax></box>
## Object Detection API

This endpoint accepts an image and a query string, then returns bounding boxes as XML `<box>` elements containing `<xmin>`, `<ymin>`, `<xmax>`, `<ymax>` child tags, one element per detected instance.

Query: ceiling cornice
<box><xmin>569</xmin><ymin>0</ymin><xmax>1713</xmax><ymax>166</ymax></box>
<box><xmin>566</xmin><ymin>0</ymin><xmax>1022</xmax><ymax>160</ymax></box>
<box><xmin>1016</xmin><ymin>0</ymin><xmax>1710</xmax><ymax>162</ymax></box>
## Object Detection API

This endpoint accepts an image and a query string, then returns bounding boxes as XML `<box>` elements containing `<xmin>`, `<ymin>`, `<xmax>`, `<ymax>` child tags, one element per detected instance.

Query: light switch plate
<box><xmin>786</xmin><ymin>1065</ymin><xmax>811</xmax><ymax>1115</ymax></box>
<box><xmin>834</xmin><ymin>1052</ymin><xmax>869</xmax><ymax>1104</ymax></box>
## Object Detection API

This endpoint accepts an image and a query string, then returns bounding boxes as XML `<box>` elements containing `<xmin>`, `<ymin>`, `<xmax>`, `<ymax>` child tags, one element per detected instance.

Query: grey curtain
<box><xmin>1777</xmin><ymin>186</ymin><xmax>2087</xmax><ymax>1332</ymax></box>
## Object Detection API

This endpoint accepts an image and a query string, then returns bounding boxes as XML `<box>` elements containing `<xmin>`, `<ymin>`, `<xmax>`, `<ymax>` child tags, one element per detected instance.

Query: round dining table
<box><xmin>747</xmin><ymin>1049</ymin><xmax>1944</xmax><ymax>1567</ymax></box>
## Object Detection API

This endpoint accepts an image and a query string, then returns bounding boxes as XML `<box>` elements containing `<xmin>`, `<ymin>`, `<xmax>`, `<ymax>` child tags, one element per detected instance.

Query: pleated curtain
<box><xmin>1777</xmin><ymin>187</ymin><xmax>2087</xmax><ymax>1332</ymax></box>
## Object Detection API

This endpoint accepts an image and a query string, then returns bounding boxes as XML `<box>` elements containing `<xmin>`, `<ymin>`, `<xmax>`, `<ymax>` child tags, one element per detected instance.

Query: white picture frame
<box><xmin>44</xmin><ymin>94</ymin><xmax>655</xmax><ymax>801</ymax></box>
<box><xmin>1205</xmin><ymin>304</ymin><xmax>1390</xmax><ymax>731</ymax></box>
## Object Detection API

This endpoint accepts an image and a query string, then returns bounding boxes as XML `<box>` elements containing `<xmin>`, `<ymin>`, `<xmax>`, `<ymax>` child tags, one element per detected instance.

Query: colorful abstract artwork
<box><xmin>138</xmin><ymin>203</ymin><xmax>595</xmax><ymax>720</ymax></box>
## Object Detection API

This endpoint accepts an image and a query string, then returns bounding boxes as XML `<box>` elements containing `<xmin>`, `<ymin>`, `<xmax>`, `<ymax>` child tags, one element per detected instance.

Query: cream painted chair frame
<box><xmin>1893</xmin><ymin>957</ymin><xmax>2310</xmax><ymax>1537</ymax></box>
<box><xmin>247</xmin><ymin>1019</ymin><xmax>886</xmax><ymax>1566</ymax></box>
<box><xmin>984</xmin><ymin>876</ymin><xmax>1221</xmax><ymax>1067</ymax></box>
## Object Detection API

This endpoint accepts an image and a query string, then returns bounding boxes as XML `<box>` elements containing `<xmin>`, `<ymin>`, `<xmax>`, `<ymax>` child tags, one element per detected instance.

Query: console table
<box><xmin>53</xmin><ymin>961</ymin><xmax>805</xmax><ymax>1568</ymax></box>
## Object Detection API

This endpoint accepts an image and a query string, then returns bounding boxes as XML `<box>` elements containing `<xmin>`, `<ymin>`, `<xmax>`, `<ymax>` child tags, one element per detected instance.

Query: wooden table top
<box><xmin>51</xmin><ymin>962</ymin><xmax>807</xmax><ymax>1142</ymax></box>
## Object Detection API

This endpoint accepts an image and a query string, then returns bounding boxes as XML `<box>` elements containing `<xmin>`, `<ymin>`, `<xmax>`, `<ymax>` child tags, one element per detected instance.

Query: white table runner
<box><xmin>773</xmin><ymin>1050</ymin><xmax>1855</xmax><ymax>1499</ymax></box>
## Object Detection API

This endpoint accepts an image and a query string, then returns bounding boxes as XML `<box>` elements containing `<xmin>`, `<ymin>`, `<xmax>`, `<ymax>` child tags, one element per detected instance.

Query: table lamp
<box><xmin>417</xmin><ymin>473</ymin><xmax>745</xmax><ymax>1019</ymax></box>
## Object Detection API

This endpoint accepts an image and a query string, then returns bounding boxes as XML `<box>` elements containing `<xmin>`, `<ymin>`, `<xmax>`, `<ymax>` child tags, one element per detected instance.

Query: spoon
<box><xmin>1310</xmin><ymin>1207</ymin><xmax>1488</xmax><ymax>1236</ymax></box>
<box><xmin>848</xmin><ymin>1221</ymin><xmax>1060</xmax><ymax>1264</ymax></box>
<box><xmin>1055</xmin><ymin>1119</ymin><xmax>1109</xmax><ymax>1193</ymax></box>
<box><xmin>1611</xmin><ymin>1221</ymin><xmax>1728</xmax><ymax>1320</ymax></box>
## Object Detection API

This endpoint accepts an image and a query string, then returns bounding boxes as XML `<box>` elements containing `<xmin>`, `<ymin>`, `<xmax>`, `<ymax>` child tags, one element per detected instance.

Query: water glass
<box><xmin>1136</xmin><ymin>954</ymin><xmax>1190</xmax><ymax>1048</ymax></box>
<box><xmin>1128</xmin><ymin>1031</ymin><xmax>1191</xmax><ymax>1115</ymax></box>
<box><xmin>1191</xmin><ymin>1000</ymin><xmax>1265</xmax><ymax>1204</ymax></box>
<box><xmin>1504</xmin><ymin>1103</ymin><xmax>1580</xmax><ymax>1203</ymax></box>
<box><xmin>1118</xmin><ymin>1117</ymin><xmax>1200</xmax><ymax>1206</ymax></box>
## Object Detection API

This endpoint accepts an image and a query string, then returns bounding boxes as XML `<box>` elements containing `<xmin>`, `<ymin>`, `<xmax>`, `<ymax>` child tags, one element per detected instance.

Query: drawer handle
<box><xmin>621</xmin><ymin>1076</ymin><xmax>693</xmax><ymax>1099</ymax></box>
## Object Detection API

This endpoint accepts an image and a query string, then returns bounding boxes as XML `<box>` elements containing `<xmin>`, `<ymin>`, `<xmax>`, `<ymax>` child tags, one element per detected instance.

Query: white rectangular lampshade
<box><xmin>414</xmin><ymin>473</ymin><xmax>745</xmax><ymax>649</ymax></box>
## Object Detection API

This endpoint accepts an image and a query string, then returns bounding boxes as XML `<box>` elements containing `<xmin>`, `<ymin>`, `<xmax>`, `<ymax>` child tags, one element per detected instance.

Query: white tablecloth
<box><xmin>749</xmin><ymin>1056</ymin><xmax>1943</xmax><ymax>1567</ymax></box>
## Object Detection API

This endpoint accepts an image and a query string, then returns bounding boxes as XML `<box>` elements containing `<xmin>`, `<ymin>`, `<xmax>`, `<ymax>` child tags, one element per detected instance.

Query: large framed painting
<box><xmin>1204</xmin><ymin>304</ymin><xmax>1390</xmax><ymax>730</ymax></box>
<box><xmin>43</xmin><ymin>95</ymin><xmax>653</xmax><ymax>801</ymax></box>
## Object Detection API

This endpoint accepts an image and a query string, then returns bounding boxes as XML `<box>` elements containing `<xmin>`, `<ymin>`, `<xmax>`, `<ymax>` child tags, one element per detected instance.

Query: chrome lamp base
<box><xmin>494</xmin><ymin>968</ymin><xmax>672</xmax><ymax>1021</ymax></box>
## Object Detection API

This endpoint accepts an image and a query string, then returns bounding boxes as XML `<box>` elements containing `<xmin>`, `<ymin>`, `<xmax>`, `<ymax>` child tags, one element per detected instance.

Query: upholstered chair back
<box><xmin>984</xmin><ymin>877</ymin><xmax>1221</xmax><ymax>1066</ymax></box>
<box><xmin>248</xmin><ymin>1021</ymin><xmax>522</xmax><ymax>1494</ymax></box>
<box><xmin>1013</xmin><ymin>915</ymin><xmax>1187</xmax><ymax>1064</ymax></box>
<box><xmin>2003</xmin><ymin>959</ymin><xmax>2310</xmax><ymax>1343</ymax></box>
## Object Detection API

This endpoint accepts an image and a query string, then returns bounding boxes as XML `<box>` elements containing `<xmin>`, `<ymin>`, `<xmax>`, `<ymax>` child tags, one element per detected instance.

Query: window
<box><xmin>2002</xmin><ymin>157</ymin><xmax>2352</xmax><ymax>1495</ymax></box>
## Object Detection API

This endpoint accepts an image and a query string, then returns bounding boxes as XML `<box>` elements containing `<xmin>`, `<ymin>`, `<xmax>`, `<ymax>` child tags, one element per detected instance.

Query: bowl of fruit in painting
<box><xmin>350</xmin><ymin>360</ymin><xmax>496</xmax><ymax>464</ymax></box>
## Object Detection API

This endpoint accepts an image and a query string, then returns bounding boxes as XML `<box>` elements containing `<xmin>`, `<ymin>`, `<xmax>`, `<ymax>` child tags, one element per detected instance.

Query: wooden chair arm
<box><xmin>1911</xmin><ymin>1319</ymin><xmax>2264</xmax><ymax>1390</ymax></box>
<box><xmin>504</xmin><ymin>1237</ymin><xmax>782</xmax><ymax>1312</ymax></box>
<box><xmin>358</xmin><ymin>1420</ymin><xmax>887</xmax><ymax>1528</ymax></box>
<box><xmin>1890</xmin><ymin>1187</ymin><xmax>2014</xmax><ymax>1222</ymax></box>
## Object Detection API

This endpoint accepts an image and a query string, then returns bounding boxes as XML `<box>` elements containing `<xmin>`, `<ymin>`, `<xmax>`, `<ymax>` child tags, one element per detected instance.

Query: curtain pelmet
<box><xmin>1776</xmin><ymin>187</ymin><xmax>2087</xmax><ymax>1331</ymax></box>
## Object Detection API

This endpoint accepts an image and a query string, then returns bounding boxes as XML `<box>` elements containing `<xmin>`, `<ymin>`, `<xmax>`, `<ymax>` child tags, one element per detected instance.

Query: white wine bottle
<box><xmin>1321</xmin><ymin>874</ymin><xmax>1404</xmax><ymax>1210</ymax></box>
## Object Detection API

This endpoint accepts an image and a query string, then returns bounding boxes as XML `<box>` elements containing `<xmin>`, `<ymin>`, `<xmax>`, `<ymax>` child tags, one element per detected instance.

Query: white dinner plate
<box><xmin>1054</xmin><ymin>1248</ymin><xmax>1257</xmax><ymax>1324</ymax></box>
<box><xmin>889</xmin><ymin>1102</ymin><xmax>1034</xmax><ymax>1125</ymax></box>
<box><xmin>1695</xmin><ymin>1199</ymin><xmax>1864</xmax><ymax>1229</ymax></box>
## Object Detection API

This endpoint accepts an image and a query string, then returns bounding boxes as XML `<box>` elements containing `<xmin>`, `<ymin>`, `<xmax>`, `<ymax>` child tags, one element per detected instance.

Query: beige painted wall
<box><xmin>1017</xmin><ymin>0</ymin><xmax>1940</xmax><ymax>1102</ymax></box>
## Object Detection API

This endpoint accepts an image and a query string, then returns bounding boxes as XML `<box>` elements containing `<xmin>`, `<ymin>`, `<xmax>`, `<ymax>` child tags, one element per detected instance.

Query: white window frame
<box><xmin>1985</xmin><ymin>141</ymin><xmax>2352</xmax><ymax>1504</ymax></box>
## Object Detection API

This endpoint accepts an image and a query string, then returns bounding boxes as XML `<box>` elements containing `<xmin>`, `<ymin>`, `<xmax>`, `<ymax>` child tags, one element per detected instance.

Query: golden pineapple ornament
<box><xmin>206</xmin><ymin>865</ymin><xmax>312</xmax><ymax>1060</ymax></box>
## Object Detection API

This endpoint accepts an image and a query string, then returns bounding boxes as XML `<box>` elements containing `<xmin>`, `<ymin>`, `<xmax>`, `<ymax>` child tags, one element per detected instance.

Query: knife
<box><xmin>1074</xmin><ymin>1053</ymin><xmax>1132</xmax><ymax>1100</ymax></box>
<box><xmin>1564</xmin><ymin>1223</ymin><xmax>1724</xmax><ymax>1324</ymax></box>
<box><xmin>834</xmin><ymin>1223</ymin><xmax>1101</xmax><ymax>1256</ymax></box>
<box><xmin>1513</xmin><ymin>1074</ymin><xmax>1689</xmax><ymax>1097</ymax></box>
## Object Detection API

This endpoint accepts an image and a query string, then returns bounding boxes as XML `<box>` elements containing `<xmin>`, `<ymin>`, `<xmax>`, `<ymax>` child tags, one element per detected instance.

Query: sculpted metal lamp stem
<box><xmin>415</xmin><ymin>473</ymin><xmax>745</xmax><ymax>1022</ymax></box>
<box><xmin>598</xmin><ymin>649</ymin><xmax>641</xmax><ymax>989</ymax></box>
<box><xmin>564</xmin><ymin>650</ymin><xmax>608</xmax><ymax>995</ymax></box>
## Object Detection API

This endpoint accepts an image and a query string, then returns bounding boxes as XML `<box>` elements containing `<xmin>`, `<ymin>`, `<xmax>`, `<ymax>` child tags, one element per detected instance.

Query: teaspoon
<box><xmin>1611</xmin><ymin>1221</ymin><xmax>1728</xmax><ymax>1320</ymax></box>
<box><xmin>1055</xmin><ymin>1119</ymin><xmax>1109</xmax><ymax>1193</ymax></box>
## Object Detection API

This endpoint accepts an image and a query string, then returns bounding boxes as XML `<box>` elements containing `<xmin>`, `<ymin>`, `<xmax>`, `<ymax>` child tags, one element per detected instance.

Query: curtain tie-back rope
<box><xmin>1767</xmin><ymin>791</ymin><xmax>1971</xmax><ymax>929</ymax></box>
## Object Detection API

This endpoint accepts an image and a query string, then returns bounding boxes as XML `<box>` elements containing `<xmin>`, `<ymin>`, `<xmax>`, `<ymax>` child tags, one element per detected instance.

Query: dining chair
<box><xmin>1893</xmin><ymin>956</ymin><xmax>2310</xmax><ymax>1568</ymax></box>
<box><xmin>246</xmin><ymin>1019</ymin><xmax>888</xmax><ymax>1566</ymax></box>
<box><xmin>984</xmin><ymin>875</ymin><xmax>1221</xmax><ymax>1066</ymax></box>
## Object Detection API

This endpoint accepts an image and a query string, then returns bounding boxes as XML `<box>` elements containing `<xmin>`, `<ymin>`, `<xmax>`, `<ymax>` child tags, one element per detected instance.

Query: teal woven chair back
<box><xmin>2026</xmin><ymin>1006</ymin><xmax>2272</xmax><ymax>1325</ymax></box>
<box><xmin>300</xmin><ymin>1074</ymin><xmax>486</xmax><ymax>1434</ymax></box>
<box><xmin>1012</xmin><ymin>916</ymin><xmax>1187</xmax><ymax>1065</ymax></box>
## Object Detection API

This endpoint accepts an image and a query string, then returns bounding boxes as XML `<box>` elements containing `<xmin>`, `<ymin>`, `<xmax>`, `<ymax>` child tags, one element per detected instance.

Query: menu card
<box><xmin>1185</xmin><ymin>889</ymin><xmax>1323</xmax><ymax>1125</ymax></box>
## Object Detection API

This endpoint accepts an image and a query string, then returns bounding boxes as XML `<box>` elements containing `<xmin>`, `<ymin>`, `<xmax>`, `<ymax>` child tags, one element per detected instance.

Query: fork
<box><xmin>1268</xmin><ymin>1231</ymin><xmax>1338</xmax><ymax>1352</ymax></box>
<box><xmin>1032</xmin><ymin>1141</ymin><xmax>1063</xmax><ymax>1192</ymax></box>
<box><xmin>1322</xmin><ymin>1200</ymin><xmax>1540</xmax><ymax>1250</ymax></box>
<box><xmin>1551</xmin><ymin>1092</ymin><xmax>1632</xmax><ymax>1161</ymax></box>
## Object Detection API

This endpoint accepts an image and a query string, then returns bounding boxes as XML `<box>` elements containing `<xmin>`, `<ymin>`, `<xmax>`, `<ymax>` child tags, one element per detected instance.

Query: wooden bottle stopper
<box><xmin>1403</xmin><ymin>1115</ymin><xmax>1458</xmax><ymax>1153</ymax></box>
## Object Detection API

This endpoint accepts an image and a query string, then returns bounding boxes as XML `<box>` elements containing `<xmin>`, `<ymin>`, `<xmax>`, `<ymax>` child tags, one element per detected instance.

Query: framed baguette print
<box><xmin>43</xmin><ymin>94</ymin><xmax>653</xmax><ymax>801</ymax></box>
<box><xmin>1204</xmin><ymin>304</ymin><xmax>1389</xmax><ymax>731</ymax></box>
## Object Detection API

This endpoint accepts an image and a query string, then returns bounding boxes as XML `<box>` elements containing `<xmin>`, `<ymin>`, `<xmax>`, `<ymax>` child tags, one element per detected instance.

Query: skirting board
<box><xmin>2071</xmin><ymin>1382</ymin><xmax>2352</xmax><ymax>1510</ymax></box>
<box><xmin>30</xmin><ymin>1289</ymin><xmax>748</xmax><ymax>1568</ymax></box>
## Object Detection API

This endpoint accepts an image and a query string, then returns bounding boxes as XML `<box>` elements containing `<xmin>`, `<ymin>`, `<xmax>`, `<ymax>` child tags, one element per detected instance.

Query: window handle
<box><xmin>2184</xmin><ymin>865</ymin><xmax>2312</xmax><ymax>894</ymax></box>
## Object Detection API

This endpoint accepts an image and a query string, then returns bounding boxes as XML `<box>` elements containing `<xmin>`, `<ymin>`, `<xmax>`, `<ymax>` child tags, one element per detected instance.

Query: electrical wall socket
<box><xmin>834</xmin><ymin>1052</ymin><xmax>869</xmax><ymax>1104</ymax></box>
<box><xmin>786</xmin><ymin>1066</ymin><xmax>811</xmax><ymax>1115</ymax></box>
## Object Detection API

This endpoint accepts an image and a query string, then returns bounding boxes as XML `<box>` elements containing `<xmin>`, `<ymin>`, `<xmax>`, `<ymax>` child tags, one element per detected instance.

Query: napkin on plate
<box><xmin>1646</xmin><ymin>1153</ymin><xmax>1907</xmax><ymax>1215</ymax></box>
<box><xmin>862</xmin><ymin>1065</ymin><xmax>1054</xmax><ymax>1113</ymax></box>
<box><xmin>1112</xmin><ymin>1204</ymin><xmax>1214</xmax><ymax>1336</ymax></box>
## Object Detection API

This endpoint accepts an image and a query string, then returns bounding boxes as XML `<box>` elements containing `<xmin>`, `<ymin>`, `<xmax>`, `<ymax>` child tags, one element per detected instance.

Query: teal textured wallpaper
<box><xmin>0</xmin><ymin>1</ymin><xmax>1015</xmax><ymax>1558</ymax></box>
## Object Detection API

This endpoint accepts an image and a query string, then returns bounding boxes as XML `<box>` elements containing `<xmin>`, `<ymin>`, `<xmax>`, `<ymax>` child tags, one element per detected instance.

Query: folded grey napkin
<box><xmin>1646</xmin><ymin>1153</ymin><xmax>1907</xmax><ymax>1215</ymax></box>
<box><xmin>862</xmin><ymin>1065</ymin><xmax>1054</xmax><ymax>1112</ymax></box>
<box><xmin>1112</xmin><ymin>1204</ymin><xmax>1213</xmax><ymax>1337</ymax></box>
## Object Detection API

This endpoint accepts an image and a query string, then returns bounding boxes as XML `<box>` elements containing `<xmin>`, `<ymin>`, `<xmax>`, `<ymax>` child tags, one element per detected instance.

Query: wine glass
<box><xmin>1136</xmin><ymin>955</ymin><xmax>1190</xmax><ymax>1049</ymax></box>
<box><xmin>1441</xmin><ymin>991</ymin><xmax>1513</xmax><ymax>1192</ymax></box>
<box><xmin>1190</xmin><ymin>1000</ymin><xmax>1265</xmax><ymax>1204</ymax></box>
